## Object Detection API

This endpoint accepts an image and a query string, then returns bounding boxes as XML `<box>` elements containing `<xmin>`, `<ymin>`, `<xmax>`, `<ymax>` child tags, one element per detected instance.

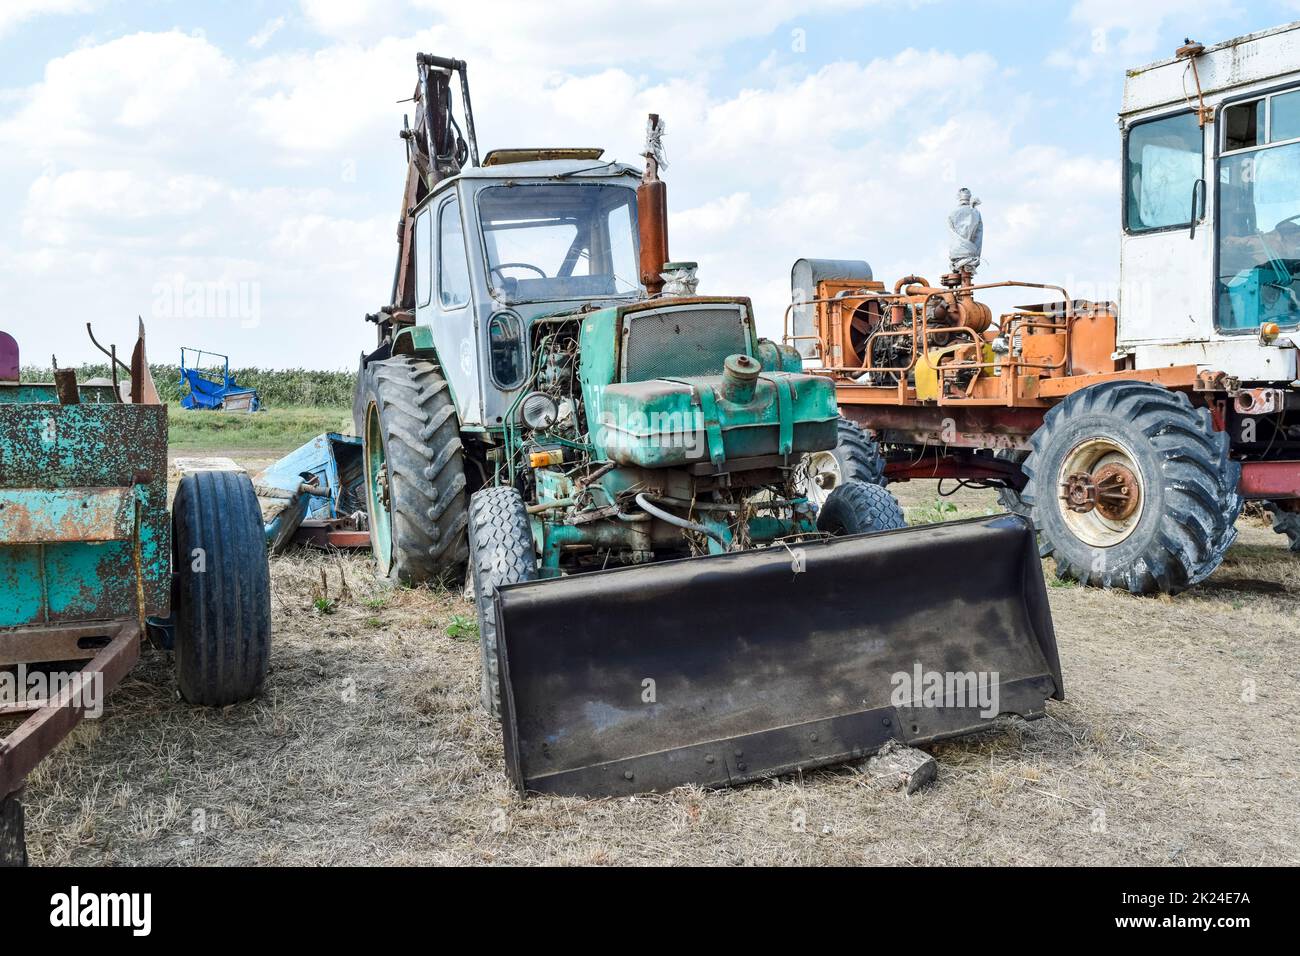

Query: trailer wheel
<box><xmin>361</xmin><ymin>355</ymin><xmax>469</xmax><ymax>585</ymax></box>
<box><xmin>815</xmin><ymin>480</ymin><xmax>906</xmax><ymax>536</ymax></box>
<box><xmin>1021</xmin><ymin>381</ymin><xmax>1241</xmax><ymax>594</ymax></box>
<box><xmin>804</xmin><ymin>418</ymin><xmax>887</xmax><ymax>508</ymax></box>
<box><xmin>1264</xmin><ymin>502</ymin><xmax>1300</xmax><ymax>552</ymax></box>
<box><xmin>172</xmin><ymin>470</ymin><xmax>271</xmax><ymax>706</ymax></box>
<box><xmin>468</xmin><ymin>486</ymin><xmax>537</xmax><ymax>719</ymax></box>
<box><xmin>0</xmin><ymin>790</ymin><xmax>26</xmax><ymax>868</ymax></box>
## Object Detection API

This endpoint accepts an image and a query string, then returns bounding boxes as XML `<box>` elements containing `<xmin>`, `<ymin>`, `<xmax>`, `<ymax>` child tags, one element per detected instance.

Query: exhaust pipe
<box><xmin>637</xmin><ymin>114</ymin><xmax>669</xmax><ymax>296</ymax></box>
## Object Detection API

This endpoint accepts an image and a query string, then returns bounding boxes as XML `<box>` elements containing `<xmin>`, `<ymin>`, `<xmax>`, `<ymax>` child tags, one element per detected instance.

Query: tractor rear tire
<box><xmin>815</xmin><ymin>480</ymin><xmax>906</xmax><ymax>536</ymax></box>
<box><xmin>805</xmin><ymin>418</ymin><xmax>887</xmax><ymax>508</ymax></box>
<box><xmin>172</xmin><ymin>470</ymin><xmax>272</xmax><ymax>706</ymax></box>
<box><xmin>468</xmin><ymin>486</ymin><xmax>538</xmax><ymax>720</ymax></box>
<box><xmin>1264</xmin><ymin>502</ymin><xmax>1300</xmax><ymax>552</ymax></box>
<box><xmin>1021</xmin><ymin>381</ymin><xmax>1241</xmax><ymax>595</ymax></box>
<box><xmin>361</xmin><ymin>355</ymin><xmax>469</xmax><ymax>585</ymax></box>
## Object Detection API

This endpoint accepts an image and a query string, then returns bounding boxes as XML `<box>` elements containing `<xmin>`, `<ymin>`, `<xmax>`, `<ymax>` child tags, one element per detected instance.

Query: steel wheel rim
<box><xmin>1057</xmin><ymin>437</ymin><xmax>1145</xmax><ymax>548</ymax></box>
<box><xmin>805</xmin><ymin>451</ymin><xmax>841</xmax><ymax>508</ymax></box>
<box><xmin>364</xmin><ymin>402</ymin><xmax>394</xmax><ymax>575</ymax></box>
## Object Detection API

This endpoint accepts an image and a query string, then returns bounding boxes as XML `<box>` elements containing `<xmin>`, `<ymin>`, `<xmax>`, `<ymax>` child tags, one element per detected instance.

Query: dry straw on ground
<box><xmin>16</xmin><ymin>485</ymin><xmax>1300</xmax><ymax>866</ymax></box>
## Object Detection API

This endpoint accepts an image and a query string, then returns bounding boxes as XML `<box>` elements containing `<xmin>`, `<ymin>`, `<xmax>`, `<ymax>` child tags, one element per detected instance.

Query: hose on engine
<box><xmin>634</xmin><ymin>493</ymin><xmax>728</xmax><ymax>549</ymax></box>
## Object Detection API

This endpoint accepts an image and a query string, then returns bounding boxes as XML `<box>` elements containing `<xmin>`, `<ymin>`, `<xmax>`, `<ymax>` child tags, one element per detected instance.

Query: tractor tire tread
<box><xmin>1021</xmin><ymin>380</ymin><xmax>1240</xmax><ymax>595</ymax></box>
<box><xmin>469</xmin><ymin>486</ymin><xmax>537</xmax><ymax>719</ymax></box>
<box><xmin>172</xmin><ymin>470</ymin><xmax>272</xmax><ymax>706</ymax></box>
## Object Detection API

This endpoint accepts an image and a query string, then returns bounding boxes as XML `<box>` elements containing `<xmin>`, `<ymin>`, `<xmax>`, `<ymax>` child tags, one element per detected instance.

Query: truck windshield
<box><xmin>1218</xmin><ymin>90</ymin><xmax>1300</xmax><ymax>331</ymax></box>
<box><xmin>477</xmin><ymin>183</ymin><xmax>641</xmax><ymax>302</ymax></box>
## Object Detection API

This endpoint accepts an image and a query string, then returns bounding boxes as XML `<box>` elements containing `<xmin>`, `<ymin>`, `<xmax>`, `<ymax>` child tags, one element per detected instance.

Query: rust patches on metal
<box><xmin>0</xmin><ymin>621</ymin><xmax>140</xmax><ymax>796</ymax></box>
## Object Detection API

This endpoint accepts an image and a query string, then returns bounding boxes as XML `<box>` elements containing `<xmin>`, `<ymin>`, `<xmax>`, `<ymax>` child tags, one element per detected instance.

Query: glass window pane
<box><xmin>1216</xmin><ymin>140</ymin><xmax>1300</xmax><ymax>330</ymax></box>
<box><xmin>438</xmin><ymin>198</ymin><xmax>471</xmax><ymax>309</ymax></box>
<box><xmin>1224</xmin><ymin>99</ymin><xmax>1264</xmax><ymax>151</ymax></box>
<box><xmin>1271</xmin><ymin>90</ymin><xmax>1300</xmax><ymax>142</ymax></box>
<box><xmin>1125</xmin><ymin>112</ymin><xmax>1202</xmax><ymax>232</ymax></box>
<box><xmin>415</xmin><ymin>210</ymin><xmax>432</xmax><ymax>307</ymax></box>
<box><xmin>477</xmin><ymin>183</ymin><xmax>641</xmax><ymax>302</ymax></box>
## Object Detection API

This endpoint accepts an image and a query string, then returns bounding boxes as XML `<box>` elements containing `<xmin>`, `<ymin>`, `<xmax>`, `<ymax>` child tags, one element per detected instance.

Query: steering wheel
<box><xmin>490</xmin><ymin>262</ymin><xmax>548</xmax><ymax>282</ymax></box>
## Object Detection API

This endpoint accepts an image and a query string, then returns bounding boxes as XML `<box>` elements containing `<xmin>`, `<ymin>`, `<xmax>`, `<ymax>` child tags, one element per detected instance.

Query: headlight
<box><xmin>521</xmin><ymin>391</ymin><xmax>559</xmax><ymax>431</ymax></box>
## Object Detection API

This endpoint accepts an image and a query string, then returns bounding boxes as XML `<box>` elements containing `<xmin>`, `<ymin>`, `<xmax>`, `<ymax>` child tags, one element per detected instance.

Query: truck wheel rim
<box><xmin>1057</xmin><ymin>437</ymin><xmax>1144</xmax><ymax>548</ymax></box>
<box><xmin>364</xmin><ymin>403</ymin><xmax>394</xmax><ymax>575</ymax></box>
<box><xmin>805</xmin><ymin>451</ymin><xmax>840</xmax><ymax>507</ymax></box>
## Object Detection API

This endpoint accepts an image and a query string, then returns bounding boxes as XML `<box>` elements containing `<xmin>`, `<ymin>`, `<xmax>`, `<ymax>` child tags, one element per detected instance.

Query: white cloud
<box><xmin>0</xmin><ymin>31</ymin><xmax>243</xmax><ymax>162</ymax></box>
<box><xmin>249</xmin><ymin>16</ymin><xmax>287</xmax><ymax>50</ymax></box>
<box><xmin>0</xmin><ymin>0</ymin><xmax>100</xmax><ymax>38</ymax></box>
<box><xmin>299</xmin><ymin>0</ymin><xmax>410</xmax><ymax>39</ymax></box>
<box><xmin>0</xmin><ymin>14</ymin><xmax>1122</xmax><ymax>368</ymax></box>
<box><xmin>1048</xmin><ymin>0</ymin><xmax>1242</xmax><ymax>80</ymax></box>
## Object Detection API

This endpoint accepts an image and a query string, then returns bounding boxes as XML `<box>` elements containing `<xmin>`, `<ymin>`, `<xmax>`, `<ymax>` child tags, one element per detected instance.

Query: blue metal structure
<box><xmin>179</xmin><ymin>347</ymin><xmax>260</xmax><ymax>411</ymax></box>
<box><xmin>253</xmin><ymin>432</ymin><xmax>366</xmax><ymax>552</ymax></box>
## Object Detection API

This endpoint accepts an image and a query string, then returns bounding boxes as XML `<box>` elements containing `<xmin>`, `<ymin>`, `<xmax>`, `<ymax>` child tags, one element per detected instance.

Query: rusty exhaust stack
<box><xmin>637</xmin><ymin>114</ymin><xmax>669</xmax><ymax>296</ymax></box>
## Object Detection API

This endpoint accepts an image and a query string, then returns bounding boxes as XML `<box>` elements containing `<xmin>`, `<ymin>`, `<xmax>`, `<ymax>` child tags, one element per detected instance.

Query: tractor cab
<box><xmin>403</xmin><ymin>157</ymin><xmax>645</xmax><ymax>427</ymax></box>
<box><xmin>1120</xmin><ymin>22</ymin><xmax>1300</xmax><ymax>381</ymax></box>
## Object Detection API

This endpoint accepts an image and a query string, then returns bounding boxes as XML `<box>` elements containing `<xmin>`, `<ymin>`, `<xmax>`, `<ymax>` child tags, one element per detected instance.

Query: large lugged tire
<box><xmin>1021</xmin><ymin>381</ymin><xmax>1241</xmax><ymax>595</ymax></box>
<box><xmin>172</xmin><ymin>470</ymin><xmax>271</xmax><ymax>706</ymax></box>
<box><xmin>815</xmin><ymin>479</ymin><xmax>907</xmax><ymax>536</ymax></box>
<box><xmin>468</xmin><ymin>487</ymin><xmax>537</xmax><ymax>719</ymax></box>
<box><xmin>1264</xmin><ymin>502</ymin><xmax>1300</xmax><ymax>552</ymax></box>
<box><xmin>361</xmin><ymin>355</ymin><xmax>469</xmax><ymax>584</ymax></box>
<box><xmin>805</xmin><ymin>417</ymin><xmax>887</xmax><ymax>508</ymax></box>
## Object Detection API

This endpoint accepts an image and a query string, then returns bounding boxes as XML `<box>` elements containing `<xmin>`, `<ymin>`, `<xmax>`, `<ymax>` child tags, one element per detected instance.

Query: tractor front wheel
<box><xmin>361</xmin><ymin>355</ymin><xmax>469</xmax><ymax>585</ymax></box>
<box><xmin>468</xmin><ymin>487</ymin><xmax>538</xmax><ymax>719</ymax></box>
<box><xmin>172</xmin><ymin>470</ymin><xmax>271</xmax><ymax>706</ymax></box>
<box><xmin>815</xmin><ymin>480</ymin><xmax>906</xmax><ymax>536</ymax></box>
<box><xmin>1021</xmin><ymin>381</ymin><xmax>1241</xmax><ymax>594</ymax></box>
<box><xmin>804</xmin><ymin>417</ymin><xmax>887</xmax><ymax>508</ymax></box>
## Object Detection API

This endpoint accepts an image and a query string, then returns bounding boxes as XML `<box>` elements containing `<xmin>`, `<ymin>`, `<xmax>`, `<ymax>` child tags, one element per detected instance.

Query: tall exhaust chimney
<box><xmin>637</xmin><ymin>114</ymin><xmax>669</xmax><ymax>296</ymax></box>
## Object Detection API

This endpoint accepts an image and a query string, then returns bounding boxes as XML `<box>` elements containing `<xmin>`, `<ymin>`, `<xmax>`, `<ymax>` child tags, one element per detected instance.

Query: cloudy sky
<box><xmin>2</xmin><ymin>0</ymin><xmax>1297</xmax><ymax>370</ymax></box>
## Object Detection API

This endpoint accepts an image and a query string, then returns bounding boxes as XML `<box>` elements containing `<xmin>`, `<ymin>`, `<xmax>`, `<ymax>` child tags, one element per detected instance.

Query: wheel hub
<box><xmin>1055</xmin><ymin>437</ymin><xmax>1146</xmax><ymax>549</ymax></box>
<box><xmin>1060</xmin><ymin>462</ymin><xmax>1139</xmax><ymax>521</ymax></box>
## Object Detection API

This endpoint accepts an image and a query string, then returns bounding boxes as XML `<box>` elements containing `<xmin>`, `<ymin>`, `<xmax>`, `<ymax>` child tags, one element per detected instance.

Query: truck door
<box><xmin>1214</xmin><ymin>87</ymin><xmax>1300</xmax><ymax>337</ymax></box>
<box><xmin>422</xmin><ymin>193</ymin><xmax>482</xmax><ymax>424</ymax></box>
<box><xmin>1118</xmin><ymin>109</ymin><xmax>1212</xmax><ymax>344</ymax></box>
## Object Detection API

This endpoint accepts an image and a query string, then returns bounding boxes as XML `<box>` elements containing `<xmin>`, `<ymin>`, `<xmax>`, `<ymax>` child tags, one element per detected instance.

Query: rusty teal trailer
<box><xmin>0</xmin><ymin>325</ymin><xmax>270</xmax><ymax>866</ymax></box>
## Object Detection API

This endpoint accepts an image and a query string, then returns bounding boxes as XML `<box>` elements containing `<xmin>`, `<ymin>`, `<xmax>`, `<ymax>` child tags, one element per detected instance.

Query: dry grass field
<box><xmin>15</xmin><ymin>457</ymin><xmax>1300</xmax><ymax>866</ymax></box>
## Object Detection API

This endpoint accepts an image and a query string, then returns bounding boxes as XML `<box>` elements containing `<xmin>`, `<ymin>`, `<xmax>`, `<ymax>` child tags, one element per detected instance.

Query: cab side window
<box><xmin>1124</xmin><ymin>111</ymin><xmax>1203</xmax><ymax>233</ymax></box>
<box><xmin>439</xmin><ymin>197</ymin><xmax>471</xmax><ymax>310</ymax></box>
<box><xmin>415</xmin><ymin>209</ymin><xmax>433</xmax><ymax>308</ymax></box>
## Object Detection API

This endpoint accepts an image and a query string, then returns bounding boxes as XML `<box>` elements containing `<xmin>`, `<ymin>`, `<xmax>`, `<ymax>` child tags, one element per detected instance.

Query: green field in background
<box><xmin>167</xmin><ymin>405</ymin><xmax>353</xmax><ymax>452</ymax></box>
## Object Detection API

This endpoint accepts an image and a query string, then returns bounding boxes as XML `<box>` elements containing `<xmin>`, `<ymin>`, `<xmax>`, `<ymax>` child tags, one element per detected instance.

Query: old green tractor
<box><xmin>354</xmin><ymin>54</ymin><xmax>1063</xmax><ymax>796</ymax></box>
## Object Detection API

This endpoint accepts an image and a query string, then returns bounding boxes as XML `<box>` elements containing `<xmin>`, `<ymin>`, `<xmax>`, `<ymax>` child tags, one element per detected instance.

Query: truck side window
<box><xmin>439</xmin><ymin>197</ymin><xmax>471</xmax><ymax>310</ymax></box>
<box><xmin>415</xmin><ymin>209</ymin><xmax>432</xmax><ymax>308</ymax></box>
<box><xmin>1223</xmin><ymin>99</ymin><xmax>1264</xmax><ymax>151</ymax></box>
<box><xmin>1124</xmin><ymin>112</ymin><xmax>1202</xmax><ymax>233</ymax></box>
<box><xmin>1272</xmin><ymin>90</ymin><xmax>1300</xmax><ymax>143</ymax></box>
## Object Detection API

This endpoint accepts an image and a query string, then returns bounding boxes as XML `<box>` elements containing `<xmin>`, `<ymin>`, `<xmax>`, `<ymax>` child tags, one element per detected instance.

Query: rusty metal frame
<box><xmin>0</xmin><ymin>620</ymin><xmax>140</xmax><ymax>798</ymax></box>
<box><xmin>1239</xmin><ymin>460</ymin><xmax>1300</xmax><ymax>499</ymax></box>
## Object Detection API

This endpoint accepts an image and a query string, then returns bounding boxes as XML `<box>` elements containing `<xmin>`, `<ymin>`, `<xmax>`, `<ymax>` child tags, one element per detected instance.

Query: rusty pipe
<box><xmin>893</xmin><ymin>275</ymin><xmax>931</xmax><ymax>294</ymax></box>
<box><xmin>637</xmin><ymin>114</ymin><xmax>668</xmax><ymax>296</ymax></box>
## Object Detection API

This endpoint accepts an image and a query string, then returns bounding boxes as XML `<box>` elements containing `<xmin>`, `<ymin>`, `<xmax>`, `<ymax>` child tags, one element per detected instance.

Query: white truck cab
<box><xmin>1120</xmin><ymin>21</ymin><xmax>1300</xmax><ymax>383</ymax></box>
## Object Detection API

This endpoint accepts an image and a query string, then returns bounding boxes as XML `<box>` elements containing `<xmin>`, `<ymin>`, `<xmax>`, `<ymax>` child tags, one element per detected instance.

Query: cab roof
<box><xmin>1121</xmin><ymin>20</ymin><xmax>1300</xmax><ymax>118</ymax></box>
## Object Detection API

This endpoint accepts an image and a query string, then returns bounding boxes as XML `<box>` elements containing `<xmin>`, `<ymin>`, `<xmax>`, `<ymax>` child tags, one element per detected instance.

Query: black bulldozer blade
<box><xmin>495</xmin><ymin>514</ymin><xmax>1062</xmax><ymax>797</ymax></box>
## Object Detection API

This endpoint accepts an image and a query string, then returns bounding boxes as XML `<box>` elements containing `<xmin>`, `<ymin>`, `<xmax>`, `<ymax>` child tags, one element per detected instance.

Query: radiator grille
<box><xmin>620</xmin><ymin>305</ymin><xmax>749</xmax><ymax>382</ymax></box>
